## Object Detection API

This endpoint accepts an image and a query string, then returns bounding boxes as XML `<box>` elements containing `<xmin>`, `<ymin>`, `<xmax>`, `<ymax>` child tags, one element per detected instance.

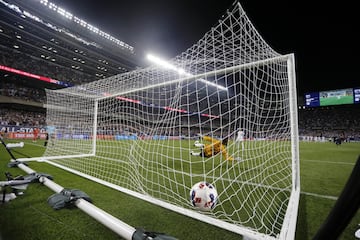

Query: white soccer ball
<box><xmin>194</xmin><ymin>140</ymin><xmax>200</xmax><ymax>145</ymax></box>
<box><xmin>190</xmin><ymin>181</ymin><xmax>218</xmax><ymax>211</ymax></box>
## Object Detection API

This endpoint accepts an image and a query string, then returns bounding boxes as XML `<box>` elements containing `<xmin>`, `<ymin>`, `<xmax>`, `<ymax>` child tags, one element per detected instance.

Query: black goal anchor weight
<box><xmin>0</xmin><ymin>135</ymin><xmax>53</xmax><ymax>203</ymax></box>
<box><xmin>0</xmin><ymin>174</ymin><xmax>32</xmax><ymax>203</ymax></box>
<box><xmin>1</xmin><ymin>137</ymin><xmax>178</xmax><ymax>239</ymax></box>
<box><xmin>0</xmin><ymin>171</ymin><xmax>53</xmax><ymax>203</ymax></box>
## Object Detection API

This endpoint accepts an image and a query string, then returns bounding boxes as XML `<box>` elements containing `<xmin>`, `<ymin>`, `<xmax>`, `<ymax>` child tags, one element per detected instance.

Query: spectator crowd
<box><xmin>0</xmin><ymin>81</ymin><xmax>46</xmax><ymax>103</ymax></box>
<box><xmin>298</xmin><ymin>105</ymin><xmax>360</xmax><ymax>140</ymax></box>
<box><xmin>0</xmin><ymin>103</ymin><xmax>359</xmax><ymax>140</ymax></box>
<box><xmin>0</xmin><ymin>108</ymin><xmax>46</xmax><ymax>127</ymax></box>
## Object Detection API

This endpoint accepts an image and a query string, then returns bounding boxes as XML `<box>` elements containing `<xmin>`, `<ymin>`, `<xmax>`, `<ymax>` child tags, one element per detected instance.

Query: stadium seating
<box><xmin>0</xmin><ymin>0</ymin><xmax>359</xmax><ymax>143</ymax></box>
<box><xmin>298</xmin><ymin>105</ymin><xmax>360</xmax><ymax>141</ymax></box>
<box><xmin>0</xmin><ymin>107</ymin><xmax>45</xmax><ymax>127</ymax></box>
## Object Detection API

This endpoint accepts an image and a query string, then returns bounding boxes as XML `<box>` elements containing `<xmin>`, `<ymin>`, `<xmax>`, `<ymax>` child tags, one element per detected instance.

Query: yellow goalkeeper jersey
<box><xmin>202</xmin><ymin>136</ymin><xmax>233</xmax><ymax>161</ymax></box>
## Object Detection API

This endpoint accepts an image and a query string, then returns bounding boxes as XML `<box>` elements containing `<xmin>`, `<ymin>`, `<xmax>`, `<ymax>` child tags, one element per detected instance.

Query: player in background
<box><xmin>32</xmin><ymin>127</ymin><xmax>40</xmax><ymax>142</ymax></box>
<box><xmin>235</xmin><ymin>129</ymin><xmax>245</xmax><ymax>150</ymax></box>
<box><xmin>45</xmin><ymin>123</ymin><xmax>56</xmax><ymax>146</ymax></box>
<box><xmin>0</xmin><ymin>128</ymin><xmax>8</xmax><ymax>139</ymax></box>
<box><xmin>335</xmin><ymin>137</ymin><xmax>342</xmax><ymax>146</ymax></box>
<box><xmin>191</xmin><ymin>135</ymin><xmax>235</xmax><ymax>161</ymax></box>
<box><xmin>44</xmin><ymin>132</ymin><xmax>49</xmax><ymax>146</ymax></box>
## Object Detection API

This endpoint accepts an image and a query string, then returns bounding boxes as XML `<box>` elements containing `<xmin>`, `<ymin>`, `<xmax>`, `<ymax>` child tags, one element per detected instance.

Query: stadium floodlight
<box><xmin>20</xmin><ymin>2</ymin><xmax>299</xmax><ymax>240</ymax></box>
<box><xmin>146</xmin><ymin>54</ymin><xmax>184</xmax><ymax>73</ymax></box>
<box><xmin>197</xmin><ymin>78</ymin><xmax>227</xmax><ymax>91</ymax></box>
<box><xmin>146</xmin><ymin>53</ymin><xmax>228</xmax><ymax>91</ymax></box>
<box><xmin>30</xmin><ymin>0</ymin><xmax>135</xmax><ymax>52</ymax></box>
<box><xmin>48</xmin><ymin>2</ymin><xmax>57</xmax><ymax>10</ymax></box>
<box><xmin>40</xmin><ymin>0</ymin><xmax>48</xmax><ymax>6</ymax></box>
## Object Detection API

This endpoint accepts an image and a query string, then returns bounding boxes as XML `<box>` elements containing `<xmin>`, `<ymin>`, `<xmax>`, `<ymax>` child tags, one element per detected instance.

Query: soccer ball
<box><xmin>190</xmin><ymin>181</ymin><xmax>218</xmax><ymax>211</ymax></box>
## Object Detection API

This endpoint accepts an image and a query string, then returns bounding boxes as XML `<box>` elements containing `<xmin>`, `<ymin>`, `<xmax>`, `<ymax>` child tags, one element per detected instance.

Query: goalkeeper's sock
<box><xmin>190</xmin><ymin>151</ymin><xmax>201</xmax><ymax>156</ymax></box>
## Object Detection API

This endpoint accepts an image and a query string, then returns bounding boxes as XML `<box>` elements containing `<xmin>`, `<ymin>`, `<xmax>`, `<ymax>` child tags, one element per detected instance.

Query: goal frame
<box><xmin>20</xmin><ymin>53</ymin><xmax>300</xmax><ymax>240</ymax></box>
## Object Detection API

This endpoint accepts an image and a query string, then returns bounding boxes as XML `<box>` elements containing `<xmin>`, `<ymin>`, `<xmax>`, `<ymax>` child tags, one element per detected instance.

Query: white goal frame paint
<box><xmin>19</xmin><ymin>2</ymin><xmax>300</xmax><ymax>239</ymax></box>
<box><xmin>20</xmin><ymin>54</ymin><xmax>299</xmax><ymax>240</ymax></box>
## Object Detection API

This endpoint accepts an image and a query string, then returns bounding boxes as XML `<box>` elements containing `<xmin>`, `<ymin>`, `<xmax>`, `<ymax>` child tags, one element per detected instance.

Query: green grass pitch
<box><xmin>0</xmin><ymin>139</ymin><xmax>359</xmax><ymax>239</ymax></box>
<box><xmin>320</xmin><ymin>95</ymin><xmax>353</xmax><ymax>106</ymax></box>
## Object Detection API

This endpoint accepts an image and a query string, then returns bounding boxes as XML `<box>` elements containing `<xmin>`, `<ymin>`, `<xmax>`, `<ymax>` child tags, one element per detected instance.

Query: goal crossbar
<box><xmin>97</xmin><ymin>54</ymin><xmax>292</xmax><ymax>101</ymax></box>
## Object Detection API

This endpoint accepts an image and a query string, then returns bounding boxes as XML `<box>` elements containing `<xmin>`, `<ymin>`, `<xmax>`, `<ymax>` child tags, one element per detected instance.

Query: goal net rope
<box><xmin>39</xmin><ymin>2</ymin><xmax>300</xmax><ymax>239</ymax></box>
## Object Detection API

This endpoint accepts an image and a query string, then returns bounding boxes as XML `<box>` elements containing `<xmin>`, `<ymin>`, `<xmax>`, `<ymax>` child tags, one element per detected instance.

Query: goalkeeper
<box><xmin>191</xmin><ymin>135</ymin><xmax>234</xmax><ymax>161</ymax></box>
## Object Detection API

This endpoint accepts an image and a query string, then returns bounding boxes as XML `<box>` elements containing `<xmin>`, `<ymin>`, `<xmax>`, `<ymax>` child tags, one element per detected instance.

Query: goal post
<box><xmin>22</xmin><ymin>2</ymin><xmax>300</xmax><ymax>239</ymax></box>
<box><xmin>279</xmin><ymin>53</ymin><xmax>300</xmax><ymax>240</ymax></box>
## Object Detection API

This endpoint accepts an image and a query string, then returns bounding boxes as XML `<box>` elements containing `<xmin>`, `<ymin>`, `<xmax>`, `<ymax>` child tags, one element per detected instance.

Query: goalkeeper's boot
<box><xmin>190</xmin><ymin>151</ymin><xmax>201</xmax><ymax>156</ymax></box>
<box><xmin>194</xmin><ymin>141</ymin><xmax>204</xmax><ymax>148</ymax></box>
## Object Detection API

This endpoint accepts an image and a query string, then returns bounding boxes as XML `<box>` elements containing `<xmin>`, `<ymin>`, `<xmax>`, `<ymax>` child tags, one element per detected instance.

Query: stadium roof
<box><xmin>1</xmin><ymin>0</ymin><xmax>358</xmax><ymax>94</ymax></box>
<box><xmin>0</xmin><ymin>0</ymin><xmax>144</xmax><ymax>86</ymax></box>
<box><xmin>43</xmin><ymin>0</ymin><xmax>358</xmax><ymax>94</ymax></box>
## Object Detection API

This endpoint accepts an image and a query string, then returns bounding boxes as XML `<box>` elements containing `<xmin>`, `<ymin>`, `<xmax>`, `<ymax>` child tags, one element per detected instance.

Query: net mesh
<box><xmin>42</xmin><ymin>2</ymin><xmax>298</xmax><ymax>239</ymax></box>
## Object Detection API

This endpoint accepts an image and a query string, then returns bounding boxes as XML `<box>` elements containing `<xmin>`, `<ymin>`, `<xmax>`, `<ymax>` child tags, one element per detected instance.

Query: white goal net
<box><xmin>39</xmin><ymin>2</ymin><xmax>299</xmax><ymax>239</ymax></box>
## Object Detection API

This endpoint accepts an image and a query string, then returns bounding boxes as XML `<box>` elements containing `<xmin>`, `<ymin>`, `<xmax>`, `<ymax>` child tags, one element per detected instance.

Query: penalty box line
<box><xmin>300</xmin><ymin>191</ymin><xmax>338</xmax><ymax>201</ymax></box>
<box><xmin>302</xmin><ymin>159</ymin><xmax>355</xmax><ymax>166</ymax></box>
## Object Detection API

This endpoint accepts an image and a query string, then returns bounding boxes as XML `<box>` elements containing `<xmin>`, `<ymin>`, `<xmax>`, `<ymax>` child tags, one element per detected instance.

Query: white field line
<box><xmin>25</xmin><ymin>142</ymin><xmax>46</xmax><ymax>148</ymax></box>
<box><xmin>300</xmin><ymin>191</ymin><xmax>338</xmax><ymax>200</ymax></box>
<box><xmin>300</xmin><ymin>159</ymin><xmax>354</xmax><ymax>200</ymax></box>
<box><xmin>302</xmin><ymin>159</ymin><xmax>355</xmax><ymax>166</ymax></box>
<box><xmin>16</xmin><ymin>142</ymin><xmax>341</xmax><ymax>201</ymax></box>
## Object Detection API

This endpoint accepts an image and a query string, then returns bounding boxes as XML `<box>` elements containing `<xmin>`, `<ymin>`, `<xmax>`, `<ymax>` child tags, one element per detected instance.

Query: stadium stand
<box><xmin>0</xmin><ymin>0</ymin><xmax>359</xmax><ymax>144</ymax></box>
<box><xmin>0</xmin><ymin>79</ymin><xmax>46</xmax><ymax>103</ymax></box>
<box><xmin>0</xmin><ymin>107</ymin><xmax>45</xmax><ymax>127</ymax></box>
<box><xmin>0</xmin><ymin>0</ymin><xmax>142</xmax><ymax>136</ymax></box>
<box><xmin>0</xmin><ymin>0</ymin><xmax>140</xmax><ymax>85</ymax></box>
<box><xmin>298</xmin><ymin>105</ymin><xmax>360</xmax><ymax>141</ymax></box>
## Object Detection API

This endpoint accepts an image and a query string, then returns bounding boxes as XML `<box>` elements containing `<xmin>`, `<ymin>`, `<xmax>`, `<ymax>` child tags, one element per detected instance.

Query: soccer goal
<box><xmin>28</xmin><ymin>2</ymin><xmax>300</xmax><ymax>239</ymax></box>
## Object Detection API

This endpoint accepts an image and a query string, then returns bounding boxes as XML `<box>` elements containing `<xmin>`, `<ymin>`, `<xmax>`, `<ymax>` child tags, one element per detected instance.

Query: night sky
<box><xmin>49</xmin><ymin>0</ymin><xmax>358</xmax><ymax>95</ymax></box>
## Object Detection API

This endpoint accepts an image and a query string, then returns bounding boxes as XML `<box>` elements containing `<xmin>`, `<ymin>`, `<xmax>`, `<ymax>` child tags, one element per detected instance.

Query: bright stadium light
<box><xmin>197</xmin><ymin>78</ymin><xmax>227</xmax><ymax>91</ymax></box>
<box><xmin>146</xmin><ymin>53</ymin><xmax>227</xmax><ymax>91</ymax></box>
<box><xmin>147</xmin><ymin>54</ymin><xmax>185</xmax><ymax>74</ymax></box>
<box><xmin>32</xmin><ymin>0</ymin><xmax>134</xmax><ymax>52</ymax></box>
<box><xmin>40</xmin><ymin>0</ymin><xmax>48</xmax><ymax>6</ymax></box>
